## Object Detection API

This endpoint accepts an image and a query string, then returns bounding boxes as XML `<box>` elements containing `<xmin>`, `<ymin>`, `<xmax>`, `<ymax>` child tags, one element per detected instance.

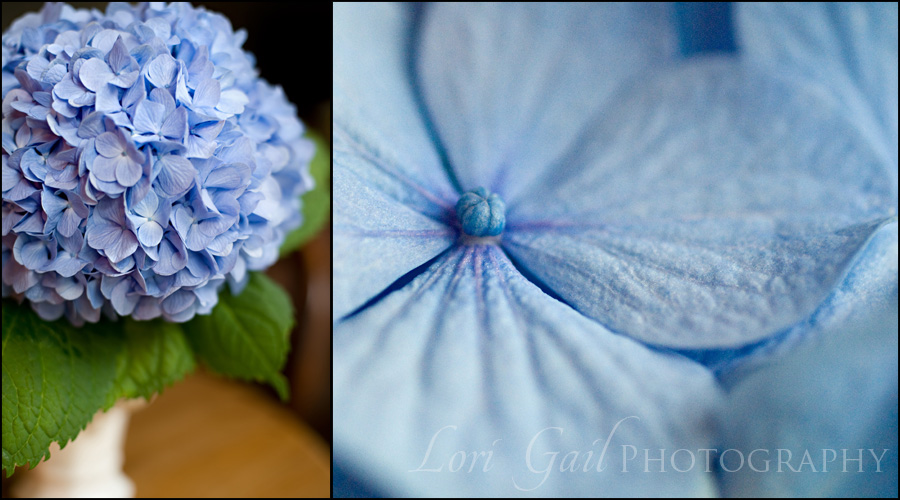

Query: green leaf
<box><xmin>2</xmin><ymin>300</ymin><xmax>122</xmax><ymax>476</ymax></box>
<box><xmin>280</xmin><ymin>130</ymin><xmax>331</xmax><ymax>256</ymax></box>
<box><xmin>103</xmin><ymin>318</ymin><xmax>195</xmax><ymax>408</ymax></box>
<box><xmin>182</xmin><ymin>273</ymin><xmax>293</xmax><ymax>400</ymax></box>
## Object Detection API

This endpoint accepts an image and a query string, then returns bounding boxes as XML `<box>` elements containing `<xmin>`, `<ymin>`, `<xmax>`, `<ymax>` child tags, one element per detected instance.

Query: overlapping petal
<box><xmin>501</xmin><ymin>59</ymin><xmax>895</xmax><ymax>349</ymax></box>
<box><xmin>718</xmin><ymin>222</ymin><xmax>898</xmax><ymax>497</ymax></box>
<box><xmin>736</xmin><ymin>2</ymin><xmax>899</xmax><ymax>193</ymax></box>
<box><xmin>416</xmin><ymin>3</ymin><xmax>678</xmax><ymax>201</ymax></box>
<box><xmin>335</xmin><ymin>244</ymin><xmax>722</xmax><ymax>497</ymax></box>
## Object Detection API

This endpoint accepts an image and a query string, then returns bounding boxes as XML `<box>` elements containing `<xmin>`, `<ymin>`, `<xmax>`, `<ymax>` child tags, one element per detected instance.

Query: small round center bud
<box><xmin>456</xmin><ymin>187</ymin><xmax>506</xmax><ymax>237</ymax></box>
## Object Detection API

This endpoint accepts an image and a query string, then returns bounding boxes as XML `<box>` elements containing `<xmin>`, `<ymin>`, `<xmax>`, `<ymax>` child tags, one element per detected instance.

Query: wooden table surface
<box><xmin>123</xmin><ymin>372</ymin><xmax>331</xmax><ymax>498</ymax></box>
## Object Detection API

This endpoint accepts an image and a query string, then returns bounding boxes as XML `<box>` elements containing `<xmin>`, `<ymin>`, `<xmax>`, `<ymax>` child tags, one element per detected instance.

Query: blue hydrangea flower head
<box><xmin>2</xmin><ymin>2</ymin><xmax>314</xmax><ymax>324</ymax></box>
<box><xmin>334</xmin><ymin>2</ymin><xmax>897</xmax><ymax>497</ymax></box>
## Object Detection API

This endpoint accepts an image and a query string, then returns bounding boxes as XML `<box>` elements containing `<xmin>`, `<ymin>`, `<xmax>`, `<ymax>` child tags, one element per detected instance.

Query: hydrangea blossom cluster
<box><xmin>1</xmin><ymin>2</ymin><xmax>313</xmax><ymax>324</ymax></box>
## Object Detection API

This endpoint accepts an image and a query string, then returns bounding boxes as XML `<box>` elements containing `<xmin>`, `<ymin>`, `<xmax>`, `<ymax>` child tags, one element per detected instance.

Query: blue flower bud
<box><xmin>456</xmin><ymin>187</ymin><xmax>506</xmax><ymax>237</ymax></box>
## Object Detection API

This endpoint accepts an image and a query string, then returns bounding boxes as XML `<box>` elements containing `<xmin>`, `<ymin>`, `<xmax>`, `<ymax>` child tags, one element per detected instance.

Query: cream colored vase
<box><xmin>11</xmin><ymin>400</ymin><xmax>143</xmax><ymax>498</ymax></box>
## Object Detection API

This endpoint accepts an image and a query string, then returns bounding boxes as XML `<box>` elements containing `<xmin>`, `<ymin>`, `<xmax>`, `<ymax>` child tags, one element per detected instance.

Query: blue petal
<box><xmin>736</xmin><ymin>3</ymin><xmax>899</xmax><ymax>195</ymax></box>
<box><xmin>502</xmin><ymin>59</ymin><xmax>896</xmax><ymax>349</ymax></box>
<box><xmin>154</xmin><ymin>230</ymin><xmax>188</xmax><ymax>276</ymax></box>
<box><xmin>40</xmin><ymin>187</ymin><xmax>68</xmax><ymax>217</ymax></box>
<box><xmin>155</xmin><ymin>154</ymin><xmax>197</xmax><ymax>198</ymax></box>
<box><xmin>719</xmin><ymin>222</ymin><xmax>898</xmax><ymax>497</ymax></box>
<box><xmin>334</xmin><ymin>2</ymin><xmax>459</xmax><ymax>220</ymax></box>
<box><xmin>50</xmin><ymin>252</ymin><xmax>87</xmax><ymax>278</ymax></box>
<box><xmin>130</xmin><ymin>188</ymin><xmax>159</xmax><ymax>218</ymax></box>
<box><xmin>146</xmin><ymin>53</ymin><xmax>177</xmax><ymax>88</ymax></box>
<box><xmin>415</xmin><ymin>3</ymin><xmax>677</xmax><ymax>200</ymax></box>
<box><xmin>109</xmin><ymin>277</ymin><xmax>139</xmax><ymax>316</ymax></box>
<box><xmin>192</xmin><ymin>77</ymin><xmax>220</xmax><ymax>109</ymax></box>
<box><xmin>161</xmin><ymin>289</ymin><xmax>195</xmax><ymax>315</ymax></box>
<box><xmin>137</xmin><ymin>220</ymin><xmax>163</xmax><ymax>247</ymax></box>
<box><xmin>133</xmin><ymin>100</ymin><xmax>166</xmax><ymax>134</ymax></box>
<box><xmin>335</xmin><ymin>244</ymin><xmax>722</xmax><ymax>497</ymax></box>
<box><xmin>79</xmin><ymin>57</ymin><xmax>114</xmax><ymax>92</ymax></box>
<box><xmin>95</xmin><ymin>131</ymin><xmax>124</xmax><ymax>158</ymax></box>
<box><xmin>90</xmin><ymin>155</ymin><xmax>121</xmax><ymax>183</ymax></box>
<box><xmin>57</xmin><ymin>207</ymin><xmax>82</xmax><ymax>237</ymax></box>
<box><xmin>106</xmin><ymin>35</ymin><xmax>132</xmax><ymax>74</ymax></box>
<box><xmin>215</xmin><ymin>89</ymin><xmax>248</xmax><ymax>115</ymax></box>
<box><xmin>160</xmin><ymin>106</ymin><xmax>188</xmax><ymax>142</ymax></box>
<box><xmin>334</xmin><ymin>166</ymin><xmax>456</xmax><ymax>321</ymax></box>
<box><xmin>115</xmin><ymin>157</ymin><xmax>142</xmax><ymax>187</ymax></box>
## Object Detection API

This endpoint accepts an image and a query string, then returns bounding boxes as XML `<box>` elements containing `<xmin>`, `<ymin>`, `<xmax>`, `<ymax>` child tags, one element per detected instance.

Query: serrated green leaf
<box><xmin>103</xmin><ymin>318</ymin><xmax>196</xmax><ymax>408</ymax></box>
<box><xmin>2</xmin><ymin>300</ymin><xmax>122</xmax><ymax>476</ymax></box>
<box><xmin>182</xmin><ymin>273</ymin><xmax>293</xmax><ymax>400</ymax></box>
<box><xmin>280</xmin><ymin>130</ymin><xmax>331</xmax><ymax>256</ymax></box>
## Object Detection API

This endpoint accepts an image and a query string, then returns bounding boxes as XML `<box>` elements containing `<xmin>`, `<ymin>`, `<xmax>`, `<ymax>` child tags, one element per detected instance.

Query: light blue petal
<box><xmin>89</xmin><ymin>155</ymin><xmax>120</xmax><ymax>183</ymax></box>
<box><xmin>145</xmin><ymin>53</ymin><xmax>177</xmax><ymax>88</ymax></box>
<box><xmin>109</xmin><ymin>277</ymin><xmax>139</xmax><ymax>316</ymax></box>
<box><xmin>502</xmin><ymin>59</ymin><xmax>896</xmax><ymax>349</ymax></box>
<box><xmin>50</xmin><ymin>253</ymin><xmax>87</xmax><ymax>278</ymax></box>
<box><xmin>334</xmin><ymin>166</ymin><xmax>456</xmax><ymax>322</ymax></box>
<box><xmin>214</xmin><ymin>89</ymin><xmax>248</xmax><ymax>115</ymax></box>
<box><xmin>416</xmin><ymin>3</ymin><xmax>677</xmax><ymax>200</ymax></box>
<box><xmin>335</xmin><ymin>244</ymin><xmax>722</xmax><ymax>497</ymax></box>
<box><xmin>133</xmin><ymin>99</ymin><xmax>165</xmax><ymax>135</ymax></box>
<box><xmin>95</xmin><ymin>131</ymin><xmax>124</xmax><ymax>158</ymax></box>
<box><xmin>737</xmin><ymin>2</ymin><xmax>899</xmax><ymax>196</ymax></box>
<box><xmin>192</xmin><ymin>78</ymin><xmax>220</xmax><ymax>109</ymax></box>
<box><xmin>115</xmin><ymin>157</ymin><xmax>142</xmax><ymax>187</ymax></box>
<box><xmin>137</xmin><ymin>220</ymin><xmax>163</xmax><ymax>248</ymax></box>
<box><xmin>79</xmin><ymin>57</ymin><xmax>113</xmax><ymax>92</ymax></box>
<box><xmin>334</xmin><ymin>2</ymin><xmax>458</xmax><ymax>220</ymax></box>
<box><xmin>155</xmin><ymin>154</ymin><xmax>196</xmax><ymax>198</ymax></box>
<box><xmin>719</xmin><ymin>223</ymin><xmax>898</xmax><ymax>497</ymax></box>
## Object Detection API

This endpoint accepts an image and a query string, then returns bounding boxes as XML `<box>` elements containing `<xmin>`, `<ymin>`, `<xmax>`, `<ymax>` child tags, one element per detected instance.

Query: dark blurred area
<box><xmin>1</xmin><ymin>1</ymin><xmax>332</xmax><ymax>444</ymax></box>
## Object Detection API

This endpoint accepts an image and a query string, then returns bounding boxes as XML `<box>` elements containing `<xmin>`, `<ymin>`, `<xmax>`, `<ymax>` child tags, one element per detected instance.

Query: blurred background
<box><xmin>1</xmin><ymin>2</ymin><xmax>331</xmax><ymax>497</ymax></box>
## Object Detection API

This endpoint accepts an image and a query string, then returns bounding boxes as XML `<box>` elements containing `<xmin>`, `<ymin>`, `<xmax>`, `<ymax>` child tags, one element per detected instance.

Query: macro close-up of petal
<box><xmin>333</xmin><ymin>2</ymin><xmax>899</xmax><ymax>498</ymax></box>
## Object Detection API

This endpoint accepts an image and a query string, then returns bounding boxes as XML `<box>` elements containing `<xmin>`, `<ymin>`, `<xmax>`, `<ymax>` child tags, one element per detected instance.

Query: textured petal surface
<box><xmin>416</xmin><ymin>3</ymin><xmax>677</xmax><ymax>199</ymax></box>
<box><xmin>334</xmin><ymin>244</ymin><xmax>722</xmax><ymax>497</ymax></box>
<box><xmin>334</xmin><ymin>3</ymin><xmax>458</xmax><ymax>221</ymax></box>
<box><xmin>718</xmin><ymin>222</ymin><xmax>898</xmax><ymax>497</ymax></box>
<box><xmin>333</xmin><ymin>166</ymin><xmax>455</xmax><ymax>322</ymax></box>
<box><xmin>502</xmin><ymin>59</ymin><xmax>896</xmax><ymax>349</ymax></box>
<box><xmin>737</xmin><ymin>3</ymin><xmax>899</xmax><ymax>194</ymax></box>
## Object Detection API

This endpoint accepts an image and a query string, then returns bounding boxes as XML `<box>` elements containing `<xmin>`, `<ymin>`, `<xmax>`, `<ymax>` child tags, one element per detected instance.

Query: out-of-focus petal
<box><xmin>416</xmin><ymin>3</ymin><xmax>677</xmax><ymax>201</ymax></box>
<box><xmin>503</xmin><ymin>59</ymin><xmax>896</xmax><ymax>349</ymax></box>
<box><xmin>719</xmin><ymin>222</ymin><xmax>898</xmax><ymax>497</ymax></box>
<box><xmin>333</xmin><ymin>3</ymin><xmax>458</xmax><ymax>220</ymax></box>
<box><xmin>737</xmin><ymin>3</ymin><xmax>899</xmax><ymax>194</ymax></box>
<box><xmin>335</xmin><ymin>244</ymin><xmax>722</xmax><ymax>497</ymax></box>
